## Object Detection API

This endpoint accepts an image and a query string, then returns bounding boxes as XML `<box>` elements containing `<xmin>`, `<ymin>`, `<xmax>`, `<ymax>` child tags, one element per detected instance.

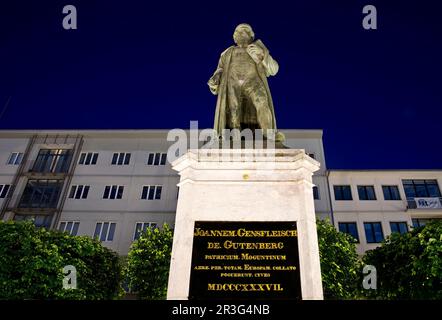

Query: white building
<box><xmin>329</xmin><ymin>170</ymin><xmax>442</xmax><ymax>254</ymax></box>
<box><xmin>0</xmin><ymin>129</ymin><xmax>440</xmax><ymax>255</ymax></box>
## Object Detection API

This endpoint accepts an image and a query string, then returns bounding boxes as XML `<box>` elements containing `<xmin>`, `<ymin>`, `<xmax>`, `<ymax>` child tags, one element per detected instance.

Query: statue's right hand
<box><xmin>208</xmin><ymin>71</ymin><xmax>221</xmax><ymax>86</ymax></box>
<box><xmin>208</xmin><ymin>77</ymin><xmax>219</xmax><ymax>95</ymax></box>
<box><xmin>208</xmin><ymin>75</ymin><xmax>218</xmax><ymax>87</ymax></box>
<box><xmin>208</xmin><ymin>68</ymin><xmax>223</xmax><ymax>94</ymax></box>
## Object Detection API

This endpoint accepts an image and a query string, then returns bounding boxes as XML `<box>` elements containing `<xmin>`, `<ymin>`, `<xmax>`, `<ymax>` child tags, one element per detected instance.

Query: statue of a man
<box><xmin>208</xmin><ymin>23</ymin><xmax>284</xmax><ymax>142</ymax></box>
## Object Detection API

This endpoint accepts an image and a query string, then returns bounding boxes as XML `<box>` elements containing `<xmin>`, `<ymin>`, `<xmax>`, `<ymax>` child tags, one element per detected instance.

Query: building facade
<box><xmin>329</xmin><ymin>170</ymin><xmax>442</xmax><ymax>254</ymax></box>
<box><xmin>0</xmin><ymin>129</ymin><xmax>441</xmax><ymax>255</ymax></box>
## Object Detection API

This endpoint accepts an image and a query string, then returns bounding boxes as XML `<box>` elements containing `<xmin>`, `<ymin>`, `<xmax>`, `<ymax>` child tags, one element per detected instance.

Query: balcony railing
<box><xmin>407</xmin><ymin>197</ymin><xmax>442</xmax><ymax>210</ymax></box>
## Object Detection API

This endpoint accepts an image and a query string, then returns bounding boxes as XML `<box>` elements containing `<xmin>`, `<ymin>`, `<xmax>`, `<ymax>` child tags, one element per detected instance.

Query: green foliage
<box><xmin>0</xmin><ymin>220</ymin><xmax>122</xmax><ymax>300</ymax></box>
<box><xmin>316</xmin><ymin>219</ymin><xmax>362</xmax><ymax>299</ymax></box>
<box><xmin>363</xmin><ymin>220</ymin><xmax>442</xmax><ymax>299</ymax></box>
<box><xmin>125</xmin><ymin>224</ymin><xmax>173</xmax><ymax>299</ymax></box>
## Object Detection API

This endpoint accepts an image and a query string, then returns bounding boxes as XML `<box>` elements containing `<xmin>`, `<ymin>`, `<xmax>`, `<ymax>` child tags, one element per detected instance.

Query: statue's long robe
<box><xmin>208</xmin><ymin>40</ymin><xmax>279</xmax><ymax>136</ymax></box>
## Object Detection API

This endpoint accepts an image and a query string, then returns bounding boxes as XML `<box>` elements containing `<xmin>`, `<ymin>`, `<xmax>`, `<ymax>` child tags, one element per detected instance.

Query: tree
<box><xmin>125</xmin><ymin>223</ymin><xmax>173</xmax><ymax>299</ymax></box>
<box><xmin>363</xmin><ymin>220</ymin><xmax>442</xmax><ymax>299</ymax></box>
<box><xmin>316</xmin><ymin>219</ymin><xmax>362</xmax><ymax>299</ymax></box>
<box><xmin>0</xmin><ymin>220</ymin><xmax>122</xmax><ymax>299</ymax></box>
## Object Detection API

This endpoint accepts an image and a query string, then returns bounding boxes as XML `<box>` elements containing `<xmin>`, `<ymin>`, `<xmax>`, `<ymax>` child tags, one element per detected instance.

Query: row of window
<box><xmin>333</xmin><ymin>180</ymin><xmax>441</xmax><ymax>201</ymax></box>
<box><xmin>8</xmin><ymin>150</ymin><xmax>73</xmax><ymax>174</ymax></box>
<box><xmin>69</xmin><ymin>184</ymin><xmax>163</xmax><ymax>200</ymax></box>
<box><xmin>334</xmin><ymin>185</ymin><xmax>400</xmax><ymax>201</ymax></box>
<box><xmin>59</xmin><ymin>221</ymin><xmax>157</xmax><ymax>241</ymax></box>
<box><xmin>81</xmin><ymin>152</ymin><xmax>168</xmax><ymax>166</ymax></box>
<box><xmin>0</xmin><ymin>183</ymin><xmax>352</xmax><ymax>203</ymax></box>
<box><xmin>5</xmin><ymin>151</ymin><xmax>168</xmax><ymax>167</ymax></box>
<box><xmin>7</xmin><ymin>150</ymin><xmax>315</xmax><ymax>166</ymax></box>
<box><xmin>4</xmin><ymin>181</ymin><xmax>439</xmax><ymax>207</ymax></box>
<box><xmin>338</xmin><ymin>219</ymin><xmax>432</xmax><ymax>243</ymax></box>
<box><xmin>60</xmin><ymin>218</ymin><xmax>436</xmax><ymax>245</ymax></box>
<box><xmin>0</xmin><ymin>183</ymin><xmax>329</xmax><ymax>203</ymax></box>
<box><xmin>15</xmin><ymin>210</ymin><xmax>438</xmax><ymax>246</ymax></box>
<box><xmin>10</xmin><ymin>180</ymin><xmax>165</xmax><ymax>210</ymax></box>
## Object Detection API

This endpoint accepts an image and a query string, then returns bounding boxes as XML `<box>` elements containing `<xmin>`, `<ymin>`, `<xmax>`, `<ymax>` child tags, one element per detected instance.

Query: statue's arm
<box><xmin>208</xmin><ymin>48</ymin><xmax>229</xmax><ymax>95</ymax></box>
<box><xmin>208</xmin><ymin>67</ymin><xmax>222</xmax><ymax>95</ymax></box>
<box><xmin>262</xmin><ymin>52</ymin><xmax>279</xmax><ymax>76</ymax></box>
<box><xmin>255</xmin><ymin>40</ymin><xmax>279</xmax><ymax>77</ymax></box>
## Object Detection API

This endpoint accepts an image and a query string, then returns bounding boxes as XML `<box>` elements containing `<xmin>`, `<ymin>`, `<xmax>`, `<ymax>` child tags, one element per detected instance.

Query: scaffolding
<box><xmin>0</xmin><ymin>134</ymin><xmax>84</xmax><ymax>230</ymax></box>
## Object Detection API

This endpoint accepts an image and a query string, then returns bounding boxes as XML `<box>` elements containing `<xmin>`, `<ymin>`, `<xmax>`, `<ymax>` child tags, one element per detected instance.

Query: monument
<box><xmin>167</xmin><ymin>24</ymin><xmax>323</xmax><ymax>300</ymax></box>
<box><xmin>207</xmin><ymin>23</ymin><xmax>284</xmax><ymax>143</ymax></box>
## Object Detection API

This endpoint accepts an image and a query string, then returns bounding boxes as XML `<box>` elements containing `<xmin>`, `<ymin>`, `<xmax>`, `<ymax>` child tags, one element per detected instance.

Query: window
<box><xmin>390</xmin><ymin>222</ymin><xmax>408</xmax><ymax>234</ymax></box>
<box><xmin>133</xmin><ymin>222</ymin><xmax>158</xmax><ymax>240</ymax></box>
<box><xmin>141</xmin><ymin>185</ymin><xmax>162</xmax><ymax>200</ymax></box>
<box><xmin>94</xmin><ymin>222</ymin><xmax>116</xmax><ymax>241</ymax></box>
<box><xmin>59</xmin><ymin>221</ymin><xmax>80</xmax><ymax>236</ymax></box>
<box><xmin>78</xmin><ymin>152</ymin><xmax>98</xmax><ymax>165</ymax></box>
<box><xmin>411</xmin><ymin>218</ymin><xmax>434</xmax><ymax>228</ymax></box>
<box><xmin>0</xmin><ymin>184</ymin><xmax>11</xmax><ymax>198</ymax></box>
<box><xmin>147</xmin><ymin>153</ymin><xmax>167</xmax><ymax>166</ymax></box>
<box><xmin>338</xmin><ymin>222</ymin><xmax>359</xmax><ymax>242</ymax></box>
<box><xmin>111</xmin><ymin>153</ymin><xmax>131</xmax><ymax>165</ymax></box>
<box><xmin>7</xmin><ymin>152</ymin><xmax>23</xmax><ymax>165</ymax></box>
<box><xmin>13</xmin><ymin>214</ymin><xmax>53</xmax><ymax>228</ymax></box>
<box><xmin>313</xmin><ymin>186</ymin><xmax>320</xmax><ymax>200</ymax></box>
<box><xmin>69</xmin><ymin>185</ymin><xmax>90</xmax><ymax>199</ymax></box>
<box><xmin>357</xmin><ymin>186</ymin><xmax>377</xmax><ymax>200</ymax></box>
<box><xmin>402</xmin><ymin>179</ymin><xmax>441</xmax><ymax>199</ymax></box>
<box><xmin>103</xmin><ymin>185</ymin><xmax>124</xmax><ymax>199</ymax></box>
<box><xmin>364</xmin><ymin>222</ymin><xmax>384</xmax><ymax>243</ymax></box>
<box><xmin>382</xmin><ymin>185</ymin><xmax>401</xmax><ymax>200</ymax></box>
<box><xmin>31</xmin><ymin>149</ymin><xmax>72</xmax><ymax>173</ymax></box>
<box><xmin>18</xmin><ymin>180</ymin><xmax>63</xmax><ymax>208</ymax></box>
<box><xmin>334</xmin><ymin>185</ymin><xmax>353</xmax><ymax>200</ymax></box>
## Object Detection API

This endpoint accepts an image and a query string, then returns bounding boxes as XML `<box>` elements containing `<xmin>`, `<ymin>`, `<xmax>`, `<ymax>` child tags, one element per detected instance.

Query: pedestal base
<box><xmin>167</xmin><ymin>148</ymin><xmax>323</xmax><ymax>300</ymax></box>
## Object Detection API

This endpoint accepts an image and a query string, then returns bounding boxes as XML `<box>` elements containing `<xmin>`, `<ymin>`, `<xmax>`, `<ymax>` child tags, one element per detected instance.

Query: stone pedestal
<box><xmin>167</xmin><ymin>148</ymin><xmax>323</xmax><ymax>300</ymax></box>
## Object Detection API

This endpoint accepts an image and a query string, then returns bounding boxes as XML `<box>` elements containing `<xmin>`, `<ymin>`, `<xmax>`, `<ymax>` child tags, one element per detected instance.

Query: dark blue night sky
<box><xmin>0</xmin><ymin>0</ymin><xmax>441</xmax><ymax>169</ymax></box>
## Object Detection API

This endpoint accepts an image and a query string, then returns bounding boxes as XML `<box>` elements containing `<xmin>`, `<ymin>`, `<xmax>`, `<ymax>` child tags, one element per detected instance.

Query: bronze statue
<box><xmin>208</xmin><ymin>23</ymin><xmax>284</xmax><ymax>142</ymax></box>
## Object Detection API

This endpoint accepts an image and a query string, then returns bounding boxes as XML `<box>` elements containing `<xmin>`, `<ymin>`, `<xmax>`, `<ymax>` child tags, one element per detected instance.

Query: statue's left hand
<box><xmin>247</xmin><ymin>44</ymin><xmax>264</xmax><ymax>63</ymax></box>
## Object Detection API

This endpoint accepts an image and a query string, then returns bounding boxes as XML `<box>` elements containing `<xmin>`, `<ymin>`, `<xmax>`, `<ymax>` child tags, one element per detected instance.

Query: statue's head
<box><xmin>233</xmin><ymin>23</ymin><xmax>254</xmax><ymax>46</ymax></box>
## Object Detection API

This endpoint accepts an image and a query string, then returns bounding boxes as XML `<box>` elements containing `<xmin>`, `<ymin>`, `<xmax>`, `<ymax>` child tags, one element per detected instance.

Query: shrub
<box><xmin>125</xmin><ymin>224</ymin><xmax>173</xmax><ymax>299</ymax></box>
<box><xmin>317</xmin><ymin>219</ymin><xmax>362</xmax><ymax>299</ymax></box>
<box><xmin>363</xmin><ymin>220</ymin><xmax>442</xmax><ymax>299</ymax></box>
<box><xmin>0</xmin><ymin>220</ymin><xmax>122</xmax><ymax>299</ymax></box>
